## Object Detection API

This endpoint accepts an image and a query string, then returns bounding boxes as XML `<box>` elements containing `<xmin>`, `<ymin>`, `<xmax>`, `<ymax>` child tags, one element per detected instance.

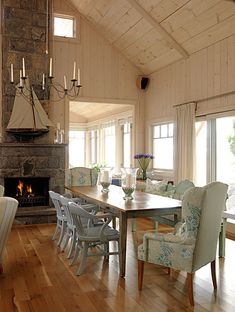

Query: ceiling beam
<box><xmin>127</xmin><ymin>0</ymin><xmax>189</xmax><ymax>58</ymax></box>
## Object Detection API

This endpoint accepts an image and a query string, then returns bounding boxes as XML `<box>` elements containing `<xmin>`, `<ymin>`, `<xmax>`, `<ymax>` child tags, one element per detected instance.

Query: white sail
<box><xmin>7</xmin><ymin>79</ymin><xmax>54</xmax><ymax>131</ymax></box>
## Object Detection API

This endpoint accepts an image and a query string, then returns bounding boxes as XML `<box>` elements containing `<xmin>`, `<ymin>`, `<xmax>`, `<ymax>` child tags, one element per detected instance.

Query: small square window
<box><xmin>54</xmin><ymin>15</ymin><xmax>75</xmax><ymax>38</ymax></box>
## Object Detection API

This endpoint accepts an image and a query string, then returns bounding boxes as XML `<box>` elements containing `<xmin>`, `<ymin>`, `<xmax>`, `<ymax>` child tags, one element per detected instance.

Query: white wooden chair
<box><xmin>0</xmin><ymin>197</ymin><xmax>18</xmax><ymax>274</ymax></box>
<box><xmin>59</xmin><ymin>195</ymin><xmax>100</xmax><ymax>260</ymax></box>
<box><xmin>49</xmin><ymin>191</ymin><xmax>67</xmax><ymax>248</ymax></box>
<box><xmin>68</xmin><ymin>201</ymin><xmax>120</xmax><ymax>275</ymax></box>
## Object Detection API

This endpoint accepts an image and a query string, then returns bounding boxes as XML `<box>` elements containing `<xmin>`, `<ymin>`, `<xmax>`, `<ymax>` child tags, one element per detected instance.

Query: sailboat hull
<box><xmin>6</xmin><ymin>128</ymin><xmax>49</xmax><ymax>139</ymax></box>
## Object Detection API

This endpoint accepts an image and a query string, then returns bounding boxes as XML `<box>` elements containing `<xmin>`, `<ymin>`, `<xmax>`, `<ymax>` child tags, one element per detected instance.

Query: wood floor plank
<box><xmin>1</xmin><ymin>220</ymin><xmax>235</xmax><ymax>311</ymax></box>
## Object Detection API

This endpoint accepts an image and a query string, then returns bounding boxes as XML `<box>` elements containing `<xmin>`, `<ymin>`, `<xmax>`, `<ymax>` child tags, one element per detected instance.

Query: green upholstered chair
<box><xmin>0</xmin><ymin>197</ymin><xmax>18</xmax><ymax>274</ymax></box>
<box><xmin>137</xmin><ymin>182</ymin><xmax>228</xmax><ymax>306</ymax></box>
<box><xmin>131</xmin><ymin>179</ymin><xmax>194</xmax><ymax>232</ymax></box>
<box><xmin>151</xmin><ymin>179</ymin><xmax>195</xmax><ymax>229</ymax></box>
<box><xmin>68</xmin><ymin>167</ymin><xmax>98</xmax><ymax>187</ymax></box>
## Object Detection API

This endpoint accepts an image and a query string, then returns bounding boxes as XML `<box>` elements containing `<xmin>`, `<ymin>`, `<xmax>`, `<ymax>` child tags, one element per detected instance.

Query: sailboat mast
<box><xmin>30</xmin><ymin>85</ymin><xmax>37</xmax><ymax>130</ymax></box>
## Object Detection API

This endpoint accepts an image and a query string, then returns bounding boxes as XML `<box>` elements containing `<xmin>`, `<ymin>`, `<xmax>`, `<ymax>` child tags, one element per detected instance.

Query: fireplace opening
<box><xmin>4</xmin><ymin>177</ymin><xmax>49</xmax><ymax>207</ymax></box>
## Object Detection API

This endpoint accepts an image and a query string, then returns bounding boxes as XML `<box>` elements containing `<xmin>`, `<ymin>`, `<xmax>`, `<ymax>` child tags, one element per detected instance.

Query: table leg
<box><xmin>119</xmin><ymin>212</ymin><xmax>127</xmax><ymax>277</ymax></box>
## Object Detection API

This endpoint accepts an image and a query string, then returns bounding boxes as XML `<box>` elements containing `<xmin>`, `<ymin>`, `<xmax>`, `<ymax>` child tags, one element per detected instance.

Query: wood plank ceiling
<box><xmin>69</xmin><ymin>0</ymin><xmax>235</xmax><ymax>75</ymax></box>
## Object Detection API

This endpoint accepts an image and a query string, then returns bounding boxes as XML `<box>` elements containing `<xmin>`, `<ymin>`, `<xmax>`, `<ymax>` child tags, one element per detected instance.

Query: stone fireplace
<box><xmin>0</xmin><ymin>1</ymin><xmax>68</xmax><ymax>224</ymax></box>
<box><xmin>0</xmin><ymin>143</ymin><xmax>67</xmax><ymax>224</ymax></box>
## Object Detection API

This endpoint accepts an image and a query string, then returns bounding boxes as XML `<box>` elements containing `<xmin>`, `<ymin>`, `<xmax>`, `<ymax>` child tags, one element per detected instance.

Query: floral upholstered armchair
<box><xmin>0</xmin><ymin>197</ymin><xmax>18</xmax><ymax>274</ymax></box>
<box><xmin>67</xmin><ymin>167</ymin><xmax>98</xmax><ymax>187</ymax></box>
<box><xmin>138</xmin><ymin>182</ymin><xmax>228</xmax><ymax>306</ymax></box>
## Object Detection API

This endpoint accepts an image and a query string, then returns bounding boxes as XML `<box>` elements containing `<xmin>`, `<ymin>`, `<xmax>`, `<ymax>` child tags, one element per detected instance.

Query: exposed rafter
<box><xmin>126</xmin><ymin>0</ymin><xmax>189</xmax><ymax>59</ymax></box>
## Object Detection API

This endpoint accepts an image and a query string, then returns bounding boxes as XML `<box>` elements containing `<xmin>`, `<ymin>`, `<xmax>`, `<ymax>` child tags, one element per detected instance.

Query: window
<box><xmin>152</xmin><ymin>123</ymin><xmax>173</xmax><ymax>170</ymax></box>
<box><xmin>122</xmin><ymin>122</ymin><xmax>132</xmax><ymax>168</ymax></box>
<box><xmin>195</xmin><ymin>116</ymin><xmax>235</xmax><ymax>186</ymax></box>
<box><xmin>89</xmin><ymin>130</ymin><xmax>99</xmax><ymax>164</ymax></box>
<box><xmin>69</xmin><ymin>130</ymin><xmax>85</xmax><ymax>167</ymax></box>
<box><xmin>54</xmin><ymin>15</ymin><xmax>75</xmax><ymax>38</ymax></box>
<box><xmin>103</xmin><ymin>125</ymin><xmax>116</xmax><ymax>167</ymax></box>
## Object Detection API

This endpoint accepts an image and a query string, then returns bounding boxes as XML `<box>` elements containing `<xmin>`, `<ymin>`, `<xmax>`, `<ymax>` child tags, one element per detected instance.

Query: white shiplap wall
<box><xmin>51</xmin><ymin>0</ymin><xmax>144</xmax><ymax>152</ymax></box>
<box><xmin>145</xmin><ymin>33</ymin><xmax>235</xmax><ymax>125</ymax></box>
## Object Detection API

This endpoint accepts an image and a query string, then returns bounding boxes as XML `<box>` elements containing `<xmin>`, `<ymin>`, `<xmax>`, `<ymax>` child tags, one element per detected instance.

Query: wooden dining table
<box><xmin>65</xmin><ymin>184</ymin><xmax>182</xmax><ymax>277</ymax></box>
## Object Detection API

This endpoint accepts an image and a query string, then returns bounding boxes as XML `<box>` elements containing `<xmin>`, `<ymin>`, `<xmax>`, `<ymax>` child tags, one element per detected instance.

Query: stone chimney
<box><xmin>1</xmin><ymin>0</ymin><xmax>53</xmax><ymax>143</ymax></box>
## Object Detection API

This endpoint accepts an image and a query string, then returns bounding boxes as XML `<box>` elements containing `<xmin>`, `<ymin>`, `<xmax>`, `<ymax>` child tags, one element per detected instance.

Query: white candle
<box><xmin>10</xmin><ymin>64</ymin><xmax>14</xmax><ymax>83</ymax></box>
<box><xmin>57</xmin><ymin>122</ymin><xmax>60</xmax><ymax>130</ymax></box>
<box><xmin>64</xmin><ymin>75</ymin><xmax>67</xmax><ymax>90</ymax></box>
<box><xmin>49</xmin><ymin>58</ymin><xmax>53</xmax><ymax>77</ymax></box>
<box><xmin>22</xmin><ymin>58</ymin><xmax>26</xmax><ymax>77</ymax></box>
<box><xmin>73</xmin><ymin>61</ymin><xmax>76</xmax><ymax>80</ymax></box>
<box><xmin>102</xmin><ymin>170</ymin><xmax>109</xmax><ymax>183</ymax></box>
<box><xmin>126</xmin><ymin>174</ymin><xmax>132</xmax><ymax>188</ymax></box>
<box><xmin>42</xmin><ymin>73</ymin><xmax>45</xmax><ymax>90</ymax></box>
<box><xmin>77</xmin><ymin>68</ymin><xmax>80</xmax><ymax>85</ymax></box>
<box><xmin>19</xmin><ymin>70</ymin><xmax>23</xmax><ymax>87</ymax></box>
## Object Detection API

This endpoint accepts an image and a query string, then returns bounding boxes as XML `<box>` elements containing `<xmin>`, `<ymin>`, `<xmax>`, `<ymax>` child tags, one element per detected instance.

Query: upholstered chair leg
<box><xmin>138</xmin><ymin>260</ymin><xmax>144</xmax><ymax>290</ymax></box>
<box><xmin>187</xmin><ymin>272</ymin><xmax>194</xmax><ymax>306</ymax></box>
<box><xmin>211</xmin><ymin>260</ymin><xmax>217</xmax><ymax>289</ymax></box>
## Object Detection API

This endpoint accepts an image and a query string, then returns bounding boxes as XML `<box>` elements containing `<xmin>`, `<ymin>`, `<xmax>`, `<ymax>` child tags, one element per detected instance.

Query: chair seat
<box><xmin>83</xmin><ymin>226</ymin><xmax>120</xmax><ymax>242</ymax></box>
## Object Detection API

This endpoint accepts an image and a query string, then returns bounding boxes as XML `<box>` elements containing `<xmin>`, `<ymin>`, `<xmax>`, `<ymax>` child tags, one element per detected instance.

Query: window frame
<box><xmin>53</xmin><ymin>13</ymin><xmax>79</xmax><ymax>43</ymax></box>
<box><xmin>121</xmin><ymin>122</ymin><xmax>132</xmax><ymax>168</ymax></box>
<box><xmin>151</xmin><ymin>122</ymin><xmax>174</xmax><ymax>171</ymax></box>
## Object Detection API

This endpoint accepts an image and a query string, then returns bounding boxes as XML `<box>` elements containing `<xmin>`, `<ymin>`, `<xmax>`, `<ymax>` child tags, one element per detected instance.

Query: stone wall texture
<box><xmin>2</xmin><ymin>0</ymin><xmax>51</xmax><ymax>143</ymax></box>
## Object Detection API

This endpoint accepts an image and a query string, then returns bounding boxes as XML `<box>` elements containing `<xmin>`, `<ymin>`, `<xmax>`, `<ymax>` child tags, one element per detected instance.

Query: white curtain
<box><xmin>174</xmin><ymin>102</ymin><xmax>196</xmax><ymax>183</ymax></box>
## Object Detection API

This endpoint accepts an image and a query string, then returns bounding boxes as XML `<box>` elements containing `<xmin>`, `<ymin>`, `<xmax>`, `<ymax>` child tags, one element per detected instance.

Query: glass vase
<box><xmin>99</xmin><ymin>168</ymin><xmax>112</xmax><ymax>193</ymax></box>
<box><xmin>142</xmin><ymin>168</ymin><xmax>147</xmax><ymax>180</ymax></box>
<box><xmin>121</xmin><ymin>168</ymin><xmax>138</xmax><ymax>200</ymax></box>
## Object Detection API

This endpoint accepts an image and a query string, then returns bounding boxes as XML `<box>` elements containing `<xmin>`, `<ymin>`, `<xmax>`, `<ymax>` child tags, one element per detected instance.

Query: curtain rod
<box><xmin>197</xmin><ymin>107</ymin><xmax>235</xmax><ymax>118</ymax></box>
<box><xmin>173</xmin><ymin>90</ymin><xmax>235</xmax><ymax>108</ymax></box>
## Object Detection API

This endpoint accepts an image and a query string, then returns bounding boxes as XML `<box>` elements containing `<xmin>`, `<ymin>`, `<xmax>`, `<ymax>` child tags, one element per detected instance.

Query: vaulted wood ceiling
<box><xmin>69</xmin><ymin>0</ymin><xmax>235</xmax><ymax>75</ymax></box>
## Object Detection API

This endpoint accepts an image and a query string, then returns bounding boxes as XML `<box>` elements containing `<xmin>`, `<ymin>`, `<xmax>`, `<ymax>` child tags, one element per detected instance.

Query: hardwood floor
<box><xmin>1</xmin><ymin>219</ymin><xmax>235</xmax><ymax>312</ymax></box>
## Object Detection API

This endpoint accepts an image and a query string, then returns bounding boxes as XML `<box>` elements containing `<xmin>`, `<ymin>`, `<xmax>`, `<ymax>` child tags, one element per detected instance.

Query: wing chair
<box><xmin>0</xmin><ymin>197</ymin><xmax>18</xmax><ymax>274</ymax></box>
<box><xmin>137</xmin><ymin>181</ymin><xmax>228</xmax><ymax>306</ymax></box>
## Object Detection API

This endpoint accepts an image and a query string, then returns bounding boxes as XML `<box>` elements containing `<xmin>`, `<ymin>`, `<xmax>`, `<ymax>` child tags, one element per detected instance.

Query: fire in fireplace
<box><xmin>4</xmin><ymin>177</ymin><xmax>49</xmax><ymax>207</ymax></box>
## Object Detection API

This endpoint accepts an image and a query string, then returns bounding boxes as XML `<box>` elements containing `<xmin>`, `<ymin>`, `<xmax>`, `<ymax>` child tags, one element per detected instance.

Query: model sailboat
<box><xmin>7</xmin><ymin>79</ymin><xmax>54</xmax><ymax>138</ymax></box>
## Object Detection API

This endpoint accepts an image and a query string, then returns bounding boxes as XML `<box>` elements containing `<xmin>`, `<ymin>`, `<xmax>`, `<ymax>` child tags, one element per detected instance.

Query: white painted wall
<box><xmin>145</xmin><ymin>34</ymin><xmax>235</xmax><ymax>127</ymax></box>
<box><xmin>51</xmin><ymin>0</ymin><xmax>145</xmax><ymax>153</ymax></box>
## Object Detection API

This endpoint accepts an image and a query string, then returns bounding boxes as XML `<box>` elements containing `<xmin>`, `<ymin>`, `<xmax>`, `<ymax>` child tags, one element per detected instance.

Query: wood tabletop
<box><xmin>65</xmin><ymin>184</ymin><xmax>182</xmax><ymax>213</ymax></box>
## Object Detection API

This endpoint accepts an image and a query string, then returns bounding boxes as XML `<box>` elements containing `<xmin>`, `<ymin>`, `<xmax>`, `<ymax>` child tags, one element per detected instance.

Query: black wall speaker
<box><xmin>136</xmin><ymin>76</ymin><xmax>149</xmax><ymax>90</ymax></box>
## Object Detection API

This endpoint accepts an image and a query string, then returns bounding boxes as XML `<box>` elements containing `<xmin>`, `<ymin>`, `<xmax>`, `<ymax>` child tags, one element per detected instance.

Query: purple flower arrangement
<box><xmin>134</xmin><ymin>153</ymin><xmax>154</xmax><ymax>180</ymax></box>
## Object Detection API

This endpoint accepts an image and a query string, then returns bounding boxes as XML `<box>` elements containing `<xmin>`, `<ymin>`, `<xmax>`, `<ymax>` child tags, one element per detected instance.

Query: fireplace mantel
<box><xmin>0</xmin><ymin>143</ymin><xmax>67</xmax><ymax>148</ymax></box>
